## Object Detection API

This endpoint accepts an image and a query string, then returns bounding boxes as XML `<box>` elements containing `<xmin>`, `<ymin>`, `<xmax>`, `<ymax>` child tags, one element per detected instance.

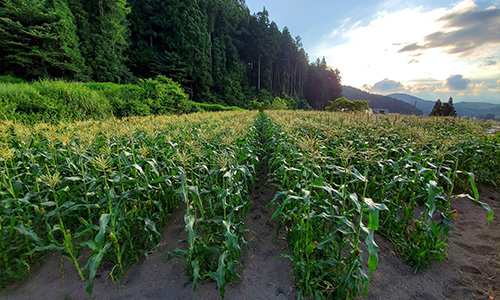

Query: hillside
<box><xmin>0</xmin><ymin>2</ymin><xmax>342</xmax><ymax>110</ymax></box>
<box><xmin>389</xmin><ymin>93</ymin><xmax>500</xmax><ymax>118</ymax></box>
<box><xmin>342</xmin><ymin>86</ymin><xmax>423</xmax><ymax>115</ymax></box>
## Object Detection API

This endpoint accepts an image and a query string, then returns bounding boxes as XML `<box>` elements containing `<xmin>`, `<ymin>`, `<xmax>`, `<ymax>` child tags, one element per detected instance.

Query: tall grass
<box><xmin>0</xmin><ymin>76</ymin><xmax>244</xmax><ymax>124</ymax></box>
<box><xmin>0</xmin><ymin>80</ymin><xmax>112</xmax><ymax>123</ymax></box>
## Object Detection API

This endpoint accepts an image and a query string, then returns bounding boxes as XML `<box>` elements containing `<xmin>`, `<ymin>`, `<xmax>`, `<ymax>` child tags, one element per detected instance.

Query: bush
<box><xmin>86</xmin><ymin>75</ymin><xmax>190</xmax><ymax>117</ymax></box>
<box><xmin>268</xmin><ymin>97</ymin><xmax>289</xmax><ymax>110</ymax></box>
<box><xmin>0</xmin><ymin>80</ymin><xmax>112</xmax><ymax>123</ymax></box>
<box><xmin>84</xmin><ymin>82</ymin><xmax>149</xmax><ymax>117</ymax></box>
<box><xmin>325</xmin><ymin>97</ymin><xmax>369</xmax><ymax>112</ymax></box>
<box><xmin>0</xmin><ymin>74</ymin><xmax>26</xmax><ymax>83</ymax></box>
<box><xmin>0</xmin><ymin>76</ymin><xmax>215</xmax><ymax>123</ymax></box>
<box><xmin>139</xmin><ymin>75</ymin><xmax>189</xmax><ymax>115</ymax></box>
<box><xmin>246</xmin><ymin>99</ymin><xmax>269</xmax><ymax>112</ymax></box>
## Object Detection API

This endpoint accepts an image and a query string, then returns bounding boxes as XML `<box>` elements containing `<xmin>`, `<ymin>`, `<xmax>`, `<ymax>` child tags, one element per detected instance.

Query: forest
<box><xmin>0</xmin><ymin>0</ymin><xmax>342</xmax><ymax>110</ymax></box>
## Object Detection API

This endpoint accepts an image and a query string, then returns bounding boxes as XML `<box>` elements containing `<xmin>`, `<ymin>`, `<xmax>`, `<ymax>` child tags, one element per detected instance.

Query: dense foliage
<box><xmin>0</xmin><ymin>80</ymin><xmax>113</xmax><ymax>123</ymax></box>
<box><xmin>264</xmin><ymin>111</ymin><xmax>497</xmax><ymax>298</ymax></box>
<box><xmin>0</xmin><ymin>0</ymin><xmax>342</xmax><ymax>108</ymax></box>
<box><xmin>0</xmin><ymin>76</ymin><xmax>243</xmax><ymax>124</ymax></box>
<box><xmin>0</xmin><ymin>111</ymin><xmax>258</xmax><ymax>297</ymax></box>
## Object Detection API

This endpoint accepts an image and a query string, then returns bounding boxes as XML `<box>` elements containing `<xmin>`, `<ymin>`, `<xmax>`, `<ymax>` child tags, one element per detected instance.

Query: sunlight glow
<box><xmin>312</xmin><ymin>0</ymin><xmax>500</xmax><ymax>103</ymax></box>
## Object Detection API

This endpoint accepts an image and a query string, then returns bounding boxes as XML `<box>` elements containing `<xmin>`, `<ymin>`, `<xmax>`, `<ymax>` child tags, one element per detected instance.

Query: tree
<box><xmin>304</xmin><ymin>57</ymin><xmax>342</xmax><ymax>110</ymax></box>
<box><xmin>430</xmin><ymin>98</ymin><xmax>457</xmax><ymax>117</ymax></box>
<box><xmin>268</xmin><ymin>96</ymin><xmax>288</xmax><ymax>110</ymax></box>
<box><xmin>429</xmin><ymin>99</ymin><xmax>443</xmax><ymax>116</ymax></box>
<box><xmin>481</xmin><ymin>113</ymin><xmax>495</xmax><ymax>120</ymax></box>
<box><xmin>200</xmin><ymin>0</ymin><xmax>248</xmax><ymax>106</ymax></box>
<box><xmin>1</xmin><ymin>0</ymin><xmax>337</xmax><ymax>110</ymax></box>
<box><xmin>68</xmin><ymin>0</ymin><xmax>131</xmax><ymax>82</ymax></box>
<box><xmin>441</xmin><ymin>97</ymin><xmax>457</xmax><ymax>117</ymax></box>
<box><xmin>0</xmin><ymin>0</ymin><xmax>86</xmax><ymax>80</ymax></box>
<box><xmin>127</xmin><ymin>0</ymin><xmax>212</xmax><ymax>100</ymax></box>
<box><xmin>325</xmin><ymin>97</ymin><xmax>369</xmax><ymax>112</ymax></box>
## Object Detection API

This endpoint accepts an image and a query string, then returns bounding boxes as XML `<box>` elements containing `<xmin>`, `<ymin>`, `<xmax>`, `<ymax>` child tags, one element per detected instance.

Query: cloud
<box><xmin>444</xmin><ymin>75</ymin><xmax>471</xmax><ymax>90</ymax></box>
<box><xmin>398</xmin><ymin>3</ymin><xmax>500</xmax><ymax>56</ymax></box>
<box><xmin>385</xmin><ymin>79</ymin><xmax>500</xmax><ymax>103</ymax></box>
<box><xmin>369</xmin><ymin>78</ymin><xmax>407</xmax><ymax>93</ymax></box>
<box><xmin>313</xmin><ymin>0</ymin><xmax>499</xmax><ymax>97</ymax></box>
<box><xmin>482</xmin><ymin>57</ymin><xmax>499</xmax><ymax>66</ymax></box>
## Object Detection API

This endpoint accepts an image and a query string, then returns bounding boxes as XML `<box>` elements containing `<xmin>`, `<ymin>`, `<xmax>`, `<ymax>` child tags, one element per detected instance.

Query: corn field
<box><xmin>1</xmin><ymin>110</ymin><xmax>498</xmax><ymax>299</ymax></box>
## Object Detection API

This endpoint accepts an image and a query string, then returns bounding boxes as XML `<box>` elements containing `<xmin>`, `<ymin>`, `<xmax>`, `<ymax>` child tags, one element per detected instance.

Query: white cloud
<box><xmin>312</xmin><ymin>0</ymin><xmax>500</xmax><ymax>95</ymax></box>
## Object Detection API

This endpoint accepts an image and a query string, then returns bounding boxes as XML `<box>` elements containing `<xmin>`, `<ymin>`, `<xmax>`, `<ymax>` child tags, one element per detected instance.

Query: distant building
<box><xmin>372</xmin><ymin>108</ymin><xmax>390</xmax><ymax>114</ymax></box>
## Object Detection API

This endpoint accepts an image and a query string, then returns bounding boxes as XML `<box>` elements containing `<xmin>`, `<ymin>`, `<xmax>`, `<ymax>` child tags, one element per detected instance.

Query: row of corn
<box><xmin>263</xmin><ymin>111</ymin><xmax>496</xmax><ymax>299</ymax></box>
<box><xmin>1</xmin><ymin>110</ymin><xmax>498</xmax><ymax>299</ymax></box>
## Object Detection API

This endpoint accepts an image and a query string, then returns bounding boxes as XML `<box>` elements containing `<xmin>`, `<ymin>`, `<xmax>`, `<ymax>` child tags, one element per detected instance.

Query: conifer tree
<box><xmin>0</xmin><ymin>0</ymin><xmax>86</xmax><ymax>79</ymax></box>
<box><xmin>68</xmin><ymin>0</ymin><xmax>131</xmax><ymax>82</ymax></box>
<box><xmin>127</xmin><ymin>0</ymin><xmax>212</xmax><ymax>100</ymax></box>
<box><xmin>442</xmin><ymin>97</ymin><xmax>457</xmax><ymax>117</ymax></box>
<box><xmin>304</xmin><ymin>57</ymin><xmax>342</xmax><ymax>110</ymax></box>
<box><xmin>429</xmin><ymin>99</ymin><xmax>443</xmax><ymax>116</ymax></box>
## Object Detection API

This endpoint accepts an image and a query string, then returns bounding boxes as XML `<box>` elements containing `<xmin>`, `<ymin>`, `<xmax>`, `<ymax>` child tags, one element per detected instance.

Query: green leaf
<box><xmin>363</xmin><ymin>198</ymin><xmax>387</xmax><ymax>231</ymax></box>
<box><xmin>363</xmin><ymin>228</ymin><xmax>379</xmax><ymax>274</ymax></box>
<box><xmin>209</xmin><ymin>251</ymin><xmax>228</xmax><ymax>298</ymax></box>
<box><xmin>184</xmin><ymin>214</ymin><xmax>196</xmax><ymax>246</ymax></box>
<box><xmin>192</xmin><ymin>258</ymin><xmax>200</xmax><ymax>291</ymax></box>
<box><xmin>467</xmin><ymin>172</ymin><xmax>479</xmax><ymax>201</ymax></box>
<box><xmin>14</xmin><ymin>224</ymin><xmax>44</xmax><ymax>245</ymax></box>
<box><xmin>85</xmin><ymin>241</ymin><xmax>112</xmax><ymax>295</ymax></box>
<box><xmin>144</xmin><ymin>217</ymin><xmax>161</xmax><ymax>242</ymax></box>
<box><xmin>454</xmin><ymin>194</ymin><xmax>493</xmax><ymax>222</ymax></box>
<box><xmin>95</xmin><ymin>214</ymin><xmax>110</xmax><ymax>248</ymax></box>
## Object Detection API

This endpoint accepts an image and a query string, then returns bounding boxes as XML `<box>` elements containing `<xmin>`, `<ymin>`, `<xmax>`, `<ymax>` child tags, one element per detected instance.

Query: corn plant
<box><xmin>169</xmin><ymin>112</ymin><xmax>258</xmax><ymax>298</ymax></box>
<box><xmin>266</xmin><ymin>110</ymin><xmax>495</xmax><ymax>298</ymax></box>
<box><xmin>0</xmin><ymin>112</ymin><xmax>257</xmax><ymax>296</ymax></box>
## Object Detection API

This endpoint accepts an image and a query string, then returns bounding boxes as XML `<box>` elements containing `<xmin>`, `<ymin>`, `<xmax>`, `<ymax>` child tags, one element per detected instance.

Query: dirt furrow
<box><xmin>1</xmin><ymin>162</ymin><xmax>296</xmax><ymax>300</ymax></box>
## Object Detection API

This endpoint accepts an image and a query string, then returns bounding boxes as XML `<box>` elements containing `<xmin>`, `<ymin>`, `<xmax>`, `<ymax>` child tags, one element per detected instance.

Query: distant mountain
<box><xmin>388</xmin><ymin>93</ymin><xmax>500</xmax><ymax>118</ymax></box>
<box><xmin>386</xmin><ymin>93</ymin><xmax>435</xmax><ymax>115</ymax></box>
<box><xmin>342</xmin><ymin>86</ymin><xmax>423</xmax><ymax>115</ymax></box>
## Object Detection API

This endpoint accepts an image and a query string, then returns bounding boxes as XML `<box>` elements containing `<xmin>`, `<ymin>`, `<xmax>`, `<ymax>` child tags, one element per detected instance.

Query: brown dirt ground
<box><xmin>364</xmin><ymin>187</ymin><xmax>500</xmax><ymax>300</ymax></box>
<box><xmin>1</xmin><ymin>166</ymin><xmax>499</xmax><ymax>300</ymax></box>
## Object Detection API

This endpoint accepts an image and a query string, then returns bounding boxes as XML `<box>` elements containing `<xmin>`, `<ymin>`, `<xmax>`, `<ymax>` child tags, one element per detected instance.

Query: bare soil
<box><xmin>1</xmin><ymin>168</ymin><xmax>499</xmax><ymax>300</ymax></box>
<box><xmin>1</xmin><ymin>163</ymin><xmax>295</xmax><ymax>300</ymax></box>
<box><xmin>364</xmin><ymin>187</ymin><xmax>500</xmax><ymax>300</ymax></box>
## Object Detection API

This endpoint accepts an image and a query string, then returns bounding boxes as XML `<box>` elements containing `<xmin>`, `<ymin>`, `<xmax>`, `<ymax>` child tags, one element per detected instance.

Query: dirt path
<box><xmin>1</xmin><ymin>178</ymin><xmax>499</xmax><ymax>300</ymax></box>
<box><xmin>365</xmin><ymin>188</ymin><xmax>500</xmax><ymax>300</ymax></box>
<box><xmin>1</xmin><ymin>163</ymin><xmax>296</xmax><ymax>300</ymax></box>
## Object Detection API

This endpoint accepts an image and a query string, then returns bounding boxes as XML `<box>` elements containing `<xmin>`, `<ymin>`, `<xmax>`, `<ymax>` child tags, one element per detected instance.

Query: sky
<box><xmin>244</xmin><ymin>0</ymin><xmax>500</xmax><ymax>104</ymax></box>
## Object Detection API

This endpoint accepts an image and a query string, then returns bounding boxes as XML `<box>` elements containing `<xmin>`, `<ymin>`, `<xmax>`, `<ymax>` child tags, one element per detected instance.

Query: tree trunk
<box><xmin>258</xmin><ymin>55</ymin><xmax>261</xmax><ymax>90</ymax></box>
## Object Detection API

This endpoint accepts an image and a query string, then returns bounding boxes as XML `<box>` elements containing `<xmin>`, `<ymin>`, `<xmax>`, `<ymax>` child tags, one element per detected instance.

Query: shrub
<box><xmin>0</xmin><ymin>80</ymin><xmax>112</xmax><ymax>123</ymax></box>
<box><xmin>268</xmin><ymin>97</ymin><xmax>289</xmax><ymax>110</ymax></box>
<box><xmin>84</xmin><ymin>82</ymin><xmax>149</xmax><ymax>117</ymax></box>
<box><xmin>0</xmin><ymin>74</ymin><xmax>26</xmax><ymax>83</ymax></box>
<box><xmin>139</xmin><ymin>75</ymin><xmax>189</xmax><ymax>115</ymax></box>
<box><xmin>325</xmin><ymin>97</ymin><xmax>369</xmax><ymax>112</ymax></box>
<box><xmin>86</xmin><ymin>75</ymin><xmax>190</xmax><ymax>117</ymax></box>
